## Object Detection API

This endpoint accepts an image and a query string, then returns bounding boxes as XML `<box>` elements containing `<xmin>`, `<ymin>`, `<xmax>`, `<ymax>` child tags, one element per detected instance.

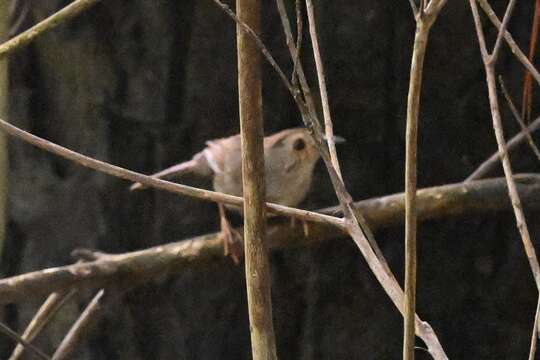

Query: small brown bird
<box><xmin>130</xmin><ymin>128</ymin><xmax>324</xmax><ymax>262</ymax></box>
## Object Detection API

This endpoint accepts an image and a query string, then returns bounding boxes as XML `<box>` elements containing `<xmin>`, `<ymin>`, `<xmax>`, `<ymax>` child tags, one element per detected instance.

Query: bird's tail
<box><xmin>129</xmin><ymin>151</ymin><xmax>212</xmax><ymax>191</ymax></box>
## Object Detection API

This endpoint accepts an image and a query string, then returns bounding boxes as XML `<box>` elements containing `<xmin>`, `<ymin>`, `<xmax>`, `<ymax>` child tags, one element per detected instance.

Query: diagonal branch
<box><xmin>0</xmin><ymin>0</ymin><xmax>103</xmax><ymax>59</ymax></box>
<box><xmin>498</xmin><ymin>77</ymin><xmax>540</xmax><ymax>162</ymax></box>
<box><xmin>9</xmin><ymin>289</ymin><xmax>77</xmax><ymax>360</ymax></box>
<box><xmin>409</xmin><ymin>0</ymin><xmax>419</xmax><ymax>18</ymax></box>
<box><xmin>529</xmin><ymin>296</ymin><xmax>540</xmax><ymax>360</ymax></box>
<box><xmin>0</xmin><ymin>322</ymin><xmax>51</xmax><ymax>360</ymax></box>
<box><xmin>292</xmin><ymin>0</ymin><xmax>303</xmax><ymax>85</ymax></box>
<box><xmin>466</xmin><ymin>116</ymin><xmax>540</xmax><ymax>181</ymax></box>
<box><xmin>469</xmin><ymin>0</ymin><xmax>540</xmax><ymax>291</ymax></box>
<box><xmin>0</xmin><ymin>118</ymin><xmax>344</xmax><ymax>229</ymax></box>
<box><xmin>305</xmin><ymin>0</ymin><xmax>342</xmax><ymax>180</ymax></box>
<box><xmin>488</xmin><ymin>0</ymin><xmax>517</xmax><ymax>64</ymax></box>
<box><xmin>478</xmin><ymin>0</ymin><xmax>540</xmax><ymax>88</ymax></box>
<box><xmin>51</xmin><ymin>290</ymin><xmax>104</xmax><ymax>360</ymax></box>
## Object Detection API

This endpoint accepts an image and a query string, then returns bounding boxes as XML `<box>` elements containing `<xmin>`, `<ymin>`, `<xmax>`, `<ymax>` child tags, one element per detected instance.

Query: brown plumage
<box><xmin>130</xmin><ymin>128</ymin><xmax>321</xmax><ymax>262</ymax></box>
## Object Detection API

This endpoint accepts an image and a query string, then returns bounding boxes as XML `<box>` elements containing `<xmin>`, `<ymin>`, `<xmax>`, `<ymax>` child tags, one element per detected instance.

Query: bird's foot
<box><xmin>219</xmin><ymin>204</ymin><xmax>244</xmax><ymax>264</ymax></box>
<box><xmin>290</xmin><ymin>217</ymin><xmax>310</xmax><ymax>237</ymax></box>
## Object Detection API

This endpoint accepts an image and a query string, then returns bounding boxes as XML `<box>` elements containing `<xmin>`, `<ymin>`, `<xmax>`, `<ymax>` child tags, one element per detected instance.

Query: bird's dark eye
<box><xmin>293</xmin><ymin>138</ymin><xmax>306</xmax><ymax>151</ymax></box>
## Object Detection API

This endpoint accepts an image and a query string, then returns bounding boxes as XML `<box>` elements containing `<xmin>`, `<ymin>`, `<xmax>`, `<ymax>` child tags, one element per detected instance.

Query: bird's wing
<box><xmin>204</xmin><ymin>134</ymin><xmax>241</xmax><ymax>174</ymax></box>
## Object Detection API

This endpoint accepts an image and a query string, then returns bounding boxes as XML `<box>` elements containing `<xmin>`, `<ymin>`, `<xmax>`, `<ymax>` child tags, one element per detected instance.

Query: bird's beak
<box><xmin>323</xmin><ymin>134</ymin><xmax>346</xmax><ymax>144</ymax></box>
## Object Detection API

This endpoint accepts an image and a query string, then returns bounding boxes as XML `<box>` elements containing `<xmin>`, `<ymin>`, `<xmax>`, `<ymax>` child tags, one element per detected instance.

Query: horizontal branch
<box><xmin>0</xmin><ymin>175</ymin><xmax>539</xmax><ymax>304</ymax></box>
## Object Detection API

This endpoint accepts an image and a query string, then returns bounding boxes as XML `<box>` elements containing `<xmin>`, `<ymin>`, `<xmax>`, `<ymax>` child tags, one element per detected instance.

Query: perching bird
<box><xmin>130</xmin><ymin>128</ymin><xmax>325</xmax><ymax>263</ymax></box>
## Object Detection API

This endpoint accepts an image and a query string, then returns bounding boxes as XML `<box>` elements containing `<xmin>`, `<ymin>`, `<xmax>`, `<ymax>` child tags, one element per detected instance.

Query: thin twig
<box><xmin>211</xmin><ymin>0</ymin><xmax>295</xmax><ymax>96</ymax></box>
<box><xmin>521</xmin><ymin>0</ymin><xmax>540</xmax><ymax>123</ymax></box>
<box><xmin>0</xmin><ymin>0</ymin><xmax>102</xmax><ymax>59</ymax></box>
<box><xmin>529</xmin><ymin>296</ymin><xmax>540</xmax><ymax>360</ymax></box>
<box><xmin>498</xmin><ymin>76</ymin><xmax>540</xmax><ymax>161</ymax></box>
<box><xmin>409</xmin><ymin>0</ymin><xmax>419</xmax><ymax>18</ymax></box>
<box><xmin>469</xmin><ymin>0</ymin><xmax>540</xmax><ymax>291</ymax></box>
<box><xmin>9</xmin><ymin>289</ymin><xmax>77</xmax><ymax>360</ymax></box>
<box><xmin>0</xmin><ymin>118</ymin><xmax>344</xmax><ymax>229</ymax></box>
<box><xmin>488</xmin><ymin>0</ymin><xmax>517</xmax><ymax>64</ymax></box>
<box><xmin>305</xmin><ymin>0</ymin><xmax>343</xmax><ymax>180</ymax></box>
<box><xmin>236</xmin><ymin>0</ymin><xmax>277</xmax><ymax>357</ymax></box>
<box><xmin>0</xmin><ymin>322</ymin><xmax>50</xmax><ymax>360</ymax></box>
<box><xmin>466</xmin><ymin>116</ymin><xmax>540</xmax><ymax>181</ymax></box>
<box><xmin>292</xmin><ymin>0</ymin><xmax>303</xmax><ymax>85</ymax></box>
<box><xmin>0</xmin><ymin>175</ymin><xmax>538</xmax><ymax>305</ymax></box>
<box><xmin>51</xmin><ymin>290</ymin><xmax>104</xmax><ymax>360</ymax></box>
<box><xmin>277</xmin><ymin>0</ymin><xmax>394</xmax><ymax>278</ymax></box>
<box><xmin>0</xmin><ymin>0</ymin><xmax>8</xmax><ymax>263</ymax></box>
<box><xmin>478</xmin><ymin>0</ymin><xmax>540</xmax><ymax>87</ymax></box>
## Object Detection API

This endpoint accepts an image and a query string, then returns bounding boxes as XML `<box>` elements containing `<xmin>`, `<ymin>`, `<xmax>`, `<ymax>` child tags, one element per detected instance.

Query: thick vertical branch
<box><xmin>404</xmin><ymin>19</ymin><xmax>430</xmax><ymax>360</ymax></box>
<box><xmin>236</xmin><ymin>0</ymin><xmax>277</xmax><ymax>359</ymax></box>
<box><xmin>0</xmin><ymin>0</ymin><xmax>8</xmax><ymax>261</ymax></box>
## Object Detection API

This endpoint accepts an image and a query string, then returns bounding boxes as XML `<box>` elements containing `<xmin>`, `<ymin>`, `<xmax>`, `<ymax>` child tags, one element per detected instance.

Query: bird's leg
<box><xmin>290</xmin><ymin>216</ymin><xmax>310</xmax><ymax>237</ymax></box>
<box><xmin>218</xmin><ymin>203</ymin><xmax>243</xmax><ymax>264</ymax></box>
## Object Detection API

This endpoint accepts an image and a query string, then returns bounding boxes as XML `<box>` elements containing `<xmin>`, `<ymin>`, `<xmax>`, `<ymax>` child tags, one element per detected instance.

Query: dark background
<box><xmin>3</xmin><ymin>0</ymin><xmax>540</xmax><ymax>358</ymax></box>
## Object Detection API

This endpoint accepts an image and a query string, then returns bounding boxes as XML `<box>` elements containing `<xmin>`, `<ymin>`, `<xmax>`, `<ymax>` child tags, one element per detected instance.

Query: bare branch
<box><xmin>529</xmin><ymin>296</ymin><xmax>540</xmax><ymax>360</ymax></box>
<box><xmin>0</xmin><ymin>322</ymin><xmax>50</xmax><ymax>360</ymax></box>
<box><xmin>498</xmin><ymin>77</ymin><xmax>540</xmax><ymax>161</ymax></box>
<box><xmin>51</xmin><ymin>290</ymin><xmax>104</xmax><ymax>360</ymax></box>
<box><xmin>236</xmin><ymin>0</ymin><xmax>277</xmax><ymax>357</ymax></box>
<box><xmin>211</xmin><ymin>0</ymin><xmax>295</xmax><ymax>96</ymax></box>
<box><xmin>469</xmin><ymin>0</ymin><xmax>489</xmax><ymax>59</ymax></box>
<box><xmin>470</xmin><ymin>0</ymin><xmax>540</xmax><ymax>294</ymax></box>
<box><xmin>521</xmin><ymin>0</ymin><xmax>540</xmax><ymax>123</ymax></box>
<box><xmin>466</xmin><ymin>116</ymin><xmax>540</xmax><ymax>181</ymax></box>
<box><xmin>0</xmin><ymin>0</ymin><xmax>102</xmax><ymax>59</ymax></box>
<box><xmin>0</xmin><ymin>0</ymin><xmax>8</xmax><ymax>265</ymax></box>
<box><xmin>403</xmin><ymin>21</ymin><xmax>426</xmax><ymax>360</ymax></box>
<box><xmin>478</xmin><ymin>0</ymin><xmax>540</xmax><ymax>87</ymax></box>
<box><xmin>402</xmin><ymin>0</ymin><xmax>448</xmax><ymax>355</ymax></box>
<box><xmin>0</xmin><ymin>175</ymin><xmax>538</xmax><ymax>305</ymax></box>
<box><xmin>9</xmin><ymin>290</ymin><xmax>77</xmax><ymax>360</ymax></box>
<box><xmin>409</xmin><ymin>0</ymin><xmax>419</xmax><ymax>18</ymax></box>
<box><xmin>424</xmin><ymin>0</ymin><xmax>448</xmax><ymax>17</ymax></box>
<box><xmin>292</xmin><ymin>0</ymin><xmax>303</xmax><ymax>85</ymax></box>
<box><xmin>272</xmin><ymin>0</ymin><xmax>449</xmax><ymax>356</ymax></box>
<box><xmin>305</xmin><ymin>0</ymin><xmax>343</xmax><ymax>180</ymax></box>
<box><xmin>489</xmin><ymin>0</ymin><xmax>517</xmax><ymax>64</ymax></box>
